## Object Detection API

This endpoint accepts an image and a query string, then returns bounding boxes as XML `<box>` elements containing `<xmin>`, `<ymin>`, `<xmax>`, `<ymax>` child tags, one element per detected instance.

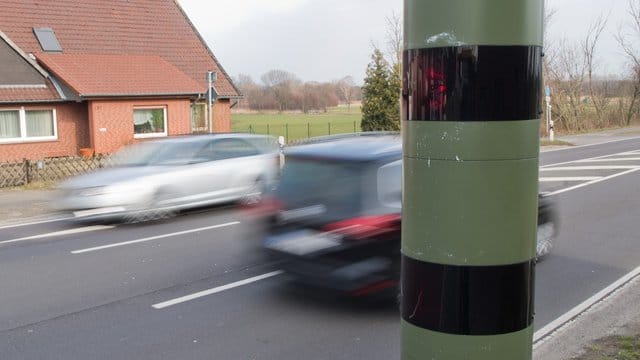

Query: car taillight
<box><xmin>323</xmin><ymin>214</ymin><xmax>401</xmax><ymax>240</ymax></box>
<box><xmin>349</xmin><ymin>279</ymin><xmax>398</xmax><ymax>297</ymax></box>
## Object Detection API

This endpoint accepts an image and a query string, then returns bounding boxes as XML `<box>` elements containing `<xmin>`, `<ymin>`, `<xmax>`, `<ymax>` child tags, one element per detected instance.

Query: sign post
<box><xmin>545</xmin><ymin>85</ymin><xmax>554</xmax><ymax>141</ymax></box>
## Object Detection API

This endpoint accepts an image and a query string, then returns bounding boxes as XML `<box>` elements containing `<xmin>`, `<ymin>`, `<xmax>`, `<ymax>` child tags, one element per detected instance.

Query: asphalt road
<box><xmin>1</xmin><ymin>138</ymin><xmax>640</xmax><ymax>359</ymax></box>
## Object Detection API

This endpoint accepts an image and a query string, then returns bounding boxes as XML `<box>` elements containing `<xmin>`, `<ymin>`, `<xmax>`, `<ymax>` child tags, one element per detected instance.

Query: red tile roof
<box><xmin>0</xmin><ymin>83</ymin><xmax>61</xmax><ymax>103</ymax></box>
<box><xmin>0</xmin><ymin>0</ymin><xmax>240</xmax><ymax>98</ymax></box>
<box><xmin>37</xmin><ymin>53</ymin><xmax>204</xmax><ymax>97</ymax></box>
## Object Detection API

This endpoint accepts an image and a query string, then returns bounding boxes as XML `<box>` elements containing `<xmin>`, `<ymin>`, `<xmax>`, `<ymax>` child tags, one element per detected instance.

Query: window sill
<box><xmin>0</xmin><ymin>136</ymin><xmax>58</xmax><ymax>144</ymax></box>
<box><xmin>134</xmin><ymin>133</ymin><xmax>168</xmax><ymax>139</ymax></box>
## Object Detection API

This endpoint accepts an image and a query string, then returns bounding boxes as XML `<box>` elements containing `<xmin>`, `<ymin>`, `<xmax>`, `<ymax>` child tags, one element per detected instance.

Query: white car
<box><xmin>55</xmin><ymin>134</ymin><xmax>280</xmax><ymax>222</ymax></box>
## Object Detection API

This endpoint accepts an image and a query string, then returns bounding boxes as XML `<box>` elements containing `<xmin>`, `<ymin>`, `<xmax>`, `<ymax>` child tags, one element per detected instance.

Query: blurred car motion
<box><xmin>262</xmin><ymin>133</ymin><xmax>558</xmax><ymax>297</ymax></box>
<box><xmin>55</xmin><ymin>134</ymin><xmax>279</xmax><ymax>222</ymax></box>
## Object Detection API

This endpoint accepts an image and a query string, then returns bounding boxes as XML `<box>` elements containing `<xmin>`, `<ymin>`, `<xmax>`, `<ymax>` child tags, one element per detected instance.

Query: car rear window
<box><xmin>276</xmin><ymin>157</ymin><xmax>364</xmax><ymax>222</ymax></box>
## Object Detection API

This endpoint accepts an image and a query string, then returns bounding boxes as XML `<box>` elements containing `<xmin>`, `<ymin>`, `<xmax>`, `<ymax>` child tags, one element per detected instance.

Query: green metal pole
<box><xmin>401</xmin><ymin>0</ymin><xmax>543</xmax><ymax>359</ymax></box>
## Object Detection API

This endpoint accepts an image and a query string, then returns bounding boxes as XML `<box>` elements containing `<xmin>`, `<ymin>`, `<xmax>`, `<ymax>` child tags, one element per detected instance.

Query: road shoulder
<box><xmin>534</xmin><ymin>275</ymin><xmax>640</xmax><ymax>359</ymax></box>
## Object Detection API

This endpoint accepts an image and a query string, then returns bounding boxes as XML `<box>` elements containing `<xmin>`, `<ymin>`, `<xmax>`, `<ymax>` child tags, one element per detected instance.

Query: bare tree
<box><xmin>615</xmin><ymin>0</ymin><xmax>640</xmax><ymax>125</ymax></box>
<box><xmin>546</xmin><ymin>38</ymin><xmax>588</xmax><ymax>132</ymax></box>
<box><xmin>385</xmin><ymin>11</ymin><xmax>403</xmax><ymax>68</ymax></box>
<box><xmin>336</xmin><ymin>76</ymin><xmax>356</xmax><ymax>111</ymax></box>
<box><xmin>583</xmin><ymin>15</ymin><xmax>610</xmax><ymax>124</ymax></box>
<box><xmin>261</xmin><ymin>70</ymin><xmax>301</xmax><ymax>112</ymax></box>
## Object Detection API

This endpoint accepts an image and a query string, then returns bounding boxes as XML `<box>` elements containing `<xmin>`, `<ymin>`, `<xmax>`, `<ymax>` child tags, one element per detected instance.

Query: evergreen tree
<box><xmin>361</xmin><ymin>48</ymin><xmax>401</xmax><ymax>131</ymax></box>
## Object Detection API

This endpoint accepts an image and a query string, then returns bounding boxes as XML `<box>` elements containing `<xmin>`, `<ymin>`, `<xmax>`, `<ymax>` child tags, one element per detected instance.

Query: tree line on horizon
<box><xmin>232</xmin><ymin>72</ymin><xmax>361</xmax><ymax>113</ymax></box>
<box><xmin>234</xmin><ymin>0</ymin><xmax>640</xmax><ymax>135</ymax></box>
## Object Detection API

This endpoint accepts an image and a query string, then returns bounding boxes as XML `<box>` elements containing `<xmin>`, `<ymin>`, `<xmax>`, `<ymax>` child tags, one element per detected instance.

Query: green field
<box><xmin>231</xmin><ymin>105</ymin><xmax>362</xmax><ymax>143</ymax></box>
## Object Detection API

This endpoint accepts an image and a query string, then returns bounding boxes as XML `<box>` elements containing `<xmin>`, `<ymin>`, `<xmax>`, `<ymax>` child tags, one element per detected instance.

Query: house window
<box><xmin>0</xmin><ymin>108</ymin><xmax>57</xmax><ymax>143</ymax></box>
<box><xmin>133</xmin><ymin>107</ymin><xmax>167</xmax><ymax>138</ymax></box>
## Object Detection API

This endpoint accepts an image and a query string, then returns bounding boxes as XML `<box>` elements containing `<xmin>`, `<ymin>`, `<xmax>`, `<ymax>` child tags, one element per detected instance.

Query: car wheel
<box><xmin>124</xmin><ymin>189</ymin><xmax>176</xmax><ymax>223</ymax></box>
<box><xmin>536</xmin><ymin>222</ymin><xmax>555</xmax><ymax>261</ymax></box>
<box><xmin>240</xmin><ymin>177</ymin><xmax>265</xmax><ymax>206</ymax></box>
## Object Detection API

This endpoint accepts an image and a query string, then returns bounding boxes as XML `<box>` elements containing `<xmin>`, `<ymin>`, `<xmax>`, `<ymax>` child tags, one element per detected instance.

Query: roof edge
<box><xmin>0</xmin><ymin>31</ymin><xmax>66</xmax><ymax>100</ymax></box>
<box><xmin>172</xmin><ymin>0</ymin><xmax>243</xmax><ymax>98</ymax></box>
<box><xmin>80</xmin><ymin>92</ymin><xmax>204</xmax><ymax>98</ymax></box>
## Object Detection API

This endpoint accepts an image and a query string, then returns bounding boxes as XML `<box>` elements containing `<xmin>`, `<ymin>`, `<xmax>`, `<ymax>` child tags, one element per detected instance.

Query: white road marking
<box><xmin>533</xmin><ymin>265</ymin><xmax>640</xmax><ymax>346</ymax></box>
<box><xmin>152</xmin><ymin>270</ymin><xmax>284</xmax><ymax>309</ymax></box>
<box><xmin>0</xmin><ymin>225</ymin><xmax>114</xmax><ymax>245</ymax></box>
<box><xmin>545</xmin><ymin>168</ymin><xmax>640</xmax><ymax>196</ymax></box>
<box><xmin>577</xmin><ymin>157</ymin><xmax>640</xmax><ymax>162</ymax></box>
<box><xmin>540</xmin><ymin>176</ymin><xmax>602</xmax><ymax>182</ymax></box>
<box><xmin>541</xmin><ymin>150</ymin><xmax>638</xmax><ymax>168</ymax></box>
<box><xmin>542</xmin><ymin>136</ymin><xmax>640</xmax><ymax>152</ymax></box>
<box><xmin>0</xmin><ymin>216</ymin><xmax>72</xmax><ymax>230</ymax></box>
<box><xmin>71</xmin><ymin>221</ymin><xmax>240</xmax><ymax>254</ymax></box>
<box><xmin>540</xmin><ymin>165</ymin><xmax>639</xmax><ymax>171</ymax></box>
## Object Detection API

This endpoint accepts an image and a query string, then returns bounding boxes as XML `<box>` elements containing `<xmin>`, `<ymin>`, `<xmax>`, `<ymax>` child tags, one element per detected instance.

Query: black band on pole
<box><xmin>403</xmin><ymin>46</ymin><xmax>542</xmax><ymax>122</ymax></box>
<box><xmin>401</xmin><ymin>255</ymin><xmax>535</xmax><ymax>335</ymax></box>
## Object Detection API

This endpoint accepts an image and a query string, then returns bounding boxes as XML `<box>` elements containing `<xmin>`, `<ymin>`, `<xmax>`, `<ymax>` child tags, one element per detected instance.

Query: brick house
<box><xmin>0</xmin><ymin>0</ymin><xmax>240</xmax><ymax>162</ymax></box>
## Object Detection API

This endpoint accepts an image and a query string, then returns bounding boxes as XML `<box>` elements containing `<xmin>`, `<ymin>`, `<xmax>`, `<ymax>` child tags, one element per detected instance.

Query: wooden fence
<box><xmin>0</xmin><ymin>155</ymin><xmax>112</xmax><ymax>188</ymax></box>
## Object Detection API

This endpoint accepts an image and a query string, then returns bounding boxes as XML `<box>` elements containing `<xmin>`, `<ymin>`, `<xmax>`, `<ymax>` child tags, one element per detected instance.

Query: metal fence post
<box><xmin>307</xmin><ymin>123</ymin><xmax>310</xmax><ymax>138</ymax></box>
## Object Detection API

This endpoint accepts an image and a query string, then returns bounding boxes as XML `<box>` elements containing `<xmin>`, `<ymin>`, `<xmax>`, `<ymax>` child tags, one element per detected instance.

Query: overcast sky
<box><xmin>180</xmin><ymin>0</ymin><xmax>634</xmax><ymax>85</ymax></box>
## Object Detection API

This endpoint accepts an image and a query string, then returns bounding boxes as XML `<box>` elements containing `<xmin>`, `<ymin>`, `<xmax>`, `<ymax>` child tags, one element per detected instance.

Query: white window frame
<box><xmin>0</xmin><ymin>107</ymin><xmax>58</xmax><ymax>144</ymax></box>
<box><xmin>133</xmin><ymin>106</ymin><xmax>168</xmax><ymax>139</ymax></box>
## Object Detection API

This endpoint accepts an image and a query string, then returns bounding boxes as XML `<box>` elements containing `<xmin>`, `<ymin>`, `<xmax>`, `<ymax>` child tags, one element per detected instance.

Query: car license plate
<box><xmin>266</xmin><ymin>229</ymin><xmax>341</xmax><ymax>255</ymax></box>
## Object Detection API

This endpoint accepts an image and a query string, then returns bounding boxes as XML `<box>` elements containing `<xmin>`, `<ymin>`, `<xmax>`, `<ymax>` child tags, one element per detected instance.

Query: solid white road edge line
<box><xmin>0</xmin><ymin>225</ymin><xmax>115</xmax><ymax>245</ymax></box>
<box><xmin>152</xmin><ymin>270</ymin><xmax>284</xmax><ymax>309</ymax></box>
<box><xmin>71</xmin><ymin>221</ymin><xmax>240</xmax><ymax>254</ymax></box>
<box><xmin>545</xmin><ymin>168</ymin><xmax>640</xmax><ymax>196</ymax></box>
<box><xmin>542</xmin><ymin>136</ymin><xmax>640</xmax><ymax>152</ymax></box>
<box><xmin>533</xmin><ymin>265</ymin><xmax>640</xmax><ymax>346</ymax></box>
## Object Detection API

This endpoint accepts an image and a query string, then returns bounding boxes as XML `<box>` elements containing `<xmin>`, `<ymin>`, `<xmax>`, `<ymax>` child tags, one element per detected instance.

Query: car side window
<box><xmin>210</xmin><ymin>138</ymin><xmax>260</xmax><ymax>160</ymax></box>
<box><xmin>377</xmin><ymin>160</ymin><xmax>402</xmax><ymax>208</ymax></box>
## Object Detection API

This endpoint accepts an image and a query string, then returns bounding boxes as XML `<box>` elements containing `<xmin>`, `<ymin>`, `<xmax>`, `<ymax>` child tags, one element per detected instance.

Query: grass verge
<box><xmin>573</xmin><ymin>333</ymin><xmax>640</xmax><ymax>360</ymax></box>
<box><xmin>541</xmin><ymin>139</ymin><xmax>574</xmax><ymax>147</ymax></box>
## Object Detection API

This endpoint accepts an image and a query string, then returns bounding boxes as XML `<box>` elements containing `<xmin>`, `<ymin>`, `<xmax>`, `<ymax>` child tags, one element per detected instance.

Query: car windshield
<box><xmin>276</xmin><ymin>157</ymin><xmax>363</xmax><ymax>222</ymax></box>
<box><xmin>111</xmin><ymin>140</ymin><xmax>205</xmax><ymax>166</ymax></box>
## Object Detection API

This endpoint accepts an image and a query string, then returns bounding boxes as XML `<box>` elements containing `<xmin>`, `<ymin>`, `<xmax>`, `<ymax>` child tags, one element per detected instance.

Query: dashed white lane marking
<box><xmin>0</xmin><ymin>225</ymin><xmax>114</xmax><ymax>245</ymax></box>
<box><xmin>540</xmin><ymin>165</ymin><xmax>639</xmax><ymax>171</ymax></box>
<box><xmin>533</xmin><ymin>265</ymin><xmax>640</xmax><ymax>345</ymax></box>
<box><xmin>545</xmin><ymin>168</ymin><xmax>640</xmax><ymax>196</ymax></box>
<box><xmin>71</xmin><ymin>221</ymin><xmax>240</xmax><ymax>254</ymax></box>
<box><xmin>540</xmin><ymin>176</ymin><xmax>602</xmax><ymax>182</ymax></box>
<box><xmin>577</xmin><ymin>157</ymin><xmax>640</xmax><ymax>162</ymax></box>
<box><xmin>152</xmin><ymin>270</ymin><xmax>284</xmax><ymax>309</ymax></box>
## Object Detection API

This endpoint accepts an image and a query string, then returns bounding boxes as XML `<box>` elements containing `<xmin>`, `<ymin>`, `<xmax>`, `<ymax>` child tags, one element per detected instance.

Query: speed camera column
<box><xmin>400</xmin><ymin>0</ymin><xmax>543</xmax><ymax>359</ymax></box>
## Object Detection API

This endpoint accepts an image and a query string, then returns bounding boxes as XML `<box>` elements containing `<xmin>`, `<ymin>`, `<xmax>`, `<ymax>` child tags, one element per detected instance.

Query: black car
<box><xmin>263</xmin><ymin>133</ymin><xmax>557</xmax><ymax>297</ymax></box>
